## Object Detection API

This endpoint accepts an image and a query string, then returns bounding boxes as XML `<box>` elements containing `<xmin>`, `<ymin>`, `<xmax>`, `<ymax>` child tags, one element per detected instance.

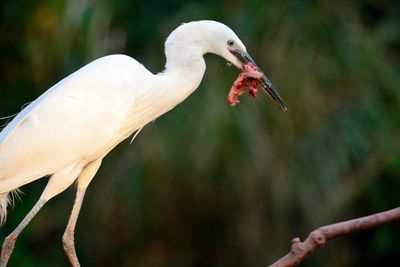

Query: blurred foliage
<box><xmin>1</xmin><ymin>0</ymin><xmax>400</xmax><ymax>266</ymax></box>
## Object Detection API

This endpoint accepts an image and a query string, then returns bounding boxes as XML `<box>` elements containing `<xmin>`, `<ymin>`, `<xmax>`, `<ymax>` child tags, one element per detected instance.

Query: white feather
<box><xmin>0</xmin><ymin>20</ymin><xmax>246</xmax><ymax>223</ymax></box>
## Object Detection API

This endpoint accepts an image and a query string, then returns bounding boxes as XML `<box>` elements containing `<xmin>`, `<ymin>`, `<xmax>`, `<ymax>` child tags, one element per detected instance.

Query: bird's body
<box><xmin>0</xmin><ymin>54</ymin><xmax>200</xmax><ymax>198</ymax></box>
<box><xmin>1</xmin><ymin>56</ymin><xmax>141</xmax><ymax>191</ymax></box>
<box><xmin>0</xmin><ymin>20</ymin><xmax>286</xmax><ymax>267</ymax></box>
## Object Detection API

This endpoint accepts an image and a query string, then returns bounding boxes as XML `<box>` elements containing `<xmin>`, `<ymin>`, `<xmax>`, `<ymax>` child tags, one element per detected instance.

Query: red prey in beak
<box><xmin>228</xmin><ymin>48</ymin><xmax>288</xmax><ymax>113</ymax></box>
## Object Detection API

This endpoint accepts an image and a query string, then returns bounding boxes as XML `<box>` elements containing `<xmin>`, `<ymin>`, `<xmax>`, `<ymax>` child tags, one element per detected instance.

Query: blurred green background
<box><xmin>1</xmin><ymin>0</ymin><xmax>400</xmax><ymax>266</ymax></box>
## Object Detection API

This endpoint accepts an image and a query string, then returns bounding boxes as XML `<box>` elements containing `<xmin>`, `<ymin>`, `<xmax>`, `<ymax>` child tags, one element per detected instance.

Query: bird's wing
<box><xmin>0</xmin><ymin>84</ymin><xmax>58</xmax><ymax>145</ymax></box>
<box><xmin>0</xmin><ymin>55</ymin><xmax>151</xmax><ymax>192</ymax></box>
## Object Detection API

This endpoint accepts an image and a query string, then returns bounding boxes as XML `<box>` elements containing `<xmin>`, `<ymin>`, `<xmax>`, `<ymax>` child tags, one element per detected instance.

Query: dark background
<box><xmin>1</xmin><ymin>0</ymin><xmax>399</xmax><ymax>266</ymax></box>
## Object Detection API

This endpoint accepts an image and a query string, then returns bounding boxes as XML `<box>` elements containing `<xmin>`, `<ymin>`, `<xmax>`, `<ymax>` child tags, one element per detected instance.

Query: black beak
<box><xmin>230</xmin><ymin>49</ymin><xmax>288</xmax><ymax>113</ymax></box>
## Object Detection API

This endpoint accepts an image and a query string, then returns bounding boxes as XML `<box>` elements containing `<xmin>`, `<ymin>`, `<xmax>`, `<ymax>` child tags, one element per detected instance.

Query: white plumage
<box><xmin>0</xmin><ymin>20</ymin><xmax>284</xmax><ymax>266</ymax></box>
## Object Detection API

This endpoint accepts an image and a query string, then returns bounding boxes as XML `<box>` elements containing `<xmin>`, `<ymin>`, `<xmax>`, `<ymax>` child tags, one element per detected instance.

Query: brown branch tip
<box><xmin>268</xmin><ymin>207</ymin><xmax>400</xmax><ymax>267</ymax></box>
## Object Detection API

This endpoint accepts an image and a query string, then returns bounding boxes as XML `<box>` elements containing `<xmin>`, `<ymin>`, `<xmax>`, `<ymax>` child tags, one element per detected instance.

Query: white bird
<box><xmin>0</xmin><ymin>20</ymin><xmax>286</xmax><ymax>267</ymax></box>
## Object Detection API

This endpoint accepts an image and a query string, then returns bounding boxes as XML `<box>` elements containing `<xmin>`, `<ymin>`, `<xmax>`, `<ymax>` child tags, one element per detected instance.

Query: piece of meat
<box><xmin>227</xmin><ymin>62</ymin><xmax>264</xmax><ymax>106</ymax></box>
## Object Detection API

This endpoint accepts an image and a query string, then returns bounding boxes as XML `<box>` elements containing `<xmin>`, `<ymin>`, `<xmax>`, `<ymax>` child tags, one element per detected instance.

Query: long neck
<box><xmin>153</xmin><ymin>44</ymin><xmax>207</xmax><ymax>112</ymax></box>
<box><xmin>117</xmin><ymin>29</ymin><xmax>211</xmax><ymax>142</ymax></box>
<box><xmin>115</xmin><ymin>52</ymin><xmax>207</xmax><ymax>144</ymax></box>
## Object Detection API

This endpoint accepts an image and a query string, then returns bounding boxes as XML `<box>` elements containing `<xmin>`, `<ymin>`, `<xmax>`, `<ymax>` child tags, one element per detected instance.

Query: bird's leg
<box><xmin>62</xmin><ymin>159</ymin><xmax>101</xmax><ymax>267</ymax></box>
<box><xmin>0</xmin><ymin>198</ymin><xmax>47</xmax><ymax>267</ymax></box>
<box><xmin>1</xmin><ymin>163</ymin><xmax>83</xmax><ymax>267</ymax></box>
<box><xmin>62</xmin><ymin>188</ymin><xmax>86</xmax><ymax>267</ymax></box>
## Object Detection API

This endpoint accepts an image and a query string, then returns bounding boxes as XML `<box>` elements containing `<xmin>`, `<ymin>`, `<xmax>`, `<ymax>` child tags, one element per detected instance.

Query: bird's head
<box><xmin>201</xmin><ymin>21</ymin><xmax>287</xmax><ymax>111</ymax></box>
<box><xmin>166</xmin><ymin>21</ymin><xmax>287</xmax><ymax>111</ymax></box>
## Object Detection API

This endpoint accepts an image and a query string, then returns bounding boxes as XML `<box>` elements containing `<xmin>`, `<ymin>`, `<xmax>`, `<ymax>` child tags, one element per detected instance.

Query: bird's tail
<box><xmin>0</xmin><ymin>189</ymin><xmax>21</xmax><ymax>226</ymax></box>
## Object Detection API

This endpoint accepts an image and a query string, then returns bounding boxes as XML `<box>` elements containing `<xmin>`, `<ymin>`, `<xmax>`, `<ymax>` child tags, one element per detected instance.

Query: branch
<box><xmin>269</xmin><ymin>207</ymin><xmax>400</xmax><ymax>267</ymax></box>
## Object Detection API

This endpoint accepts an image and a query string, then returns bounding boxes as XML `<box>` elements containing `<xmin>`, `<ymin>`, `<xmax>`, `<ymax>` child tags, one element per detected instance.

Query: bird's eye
<box><xmin>227</xmin><ymin>40</ymin><xmax>235</xmax><ymax>46</ymax></box>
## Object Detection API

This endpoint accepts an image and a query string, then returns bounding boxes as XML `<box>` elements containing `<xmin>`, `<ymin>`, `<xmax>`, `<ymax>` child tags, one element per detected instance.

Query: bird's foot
<box><xmin>62</xmin><ymin>231</ymin><xmax>81</xmax><ymax>267</ymax></box>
